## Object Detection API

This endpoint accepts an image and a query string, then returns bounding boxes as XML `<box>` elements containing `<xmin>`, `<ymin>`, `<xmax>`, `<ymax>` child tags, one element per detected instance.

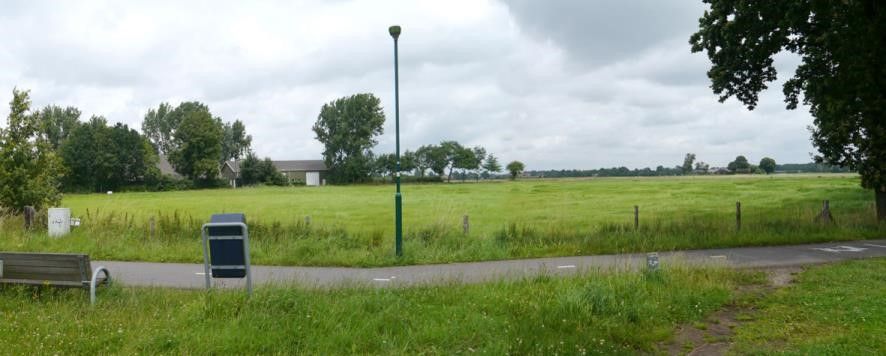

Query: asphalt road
<box><xmin>93</xmin><ymin>238</ymin><xmax>886</xmax><ymax>289</ymax></box>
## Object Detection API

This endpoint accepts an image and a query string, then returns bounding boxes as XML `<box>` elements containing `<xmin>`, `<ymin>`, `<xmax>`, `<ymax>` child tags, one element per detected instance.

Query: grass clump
<box><xmin>0</xmin><ymin>266</ymin><xmax>759</xmax><ymax>354</ymax></box>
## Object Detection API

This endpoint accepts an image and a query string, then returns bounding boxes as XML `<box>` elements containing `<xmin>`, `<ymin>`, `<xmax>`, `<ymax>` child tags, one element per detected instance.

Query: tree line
<box><xmin>0</xmin><ymin>89</ymin><xmax>258</xmax><ymax>211</ymax></box>
<box><xmin>312</xmin><ymin>93</ymin><xmax>524</xmax><ymax>184</ymax></box>
<box><xmin>526</xmin><ymin>154</ymin><xmax>847</xmax><ymax>179</ymax></box>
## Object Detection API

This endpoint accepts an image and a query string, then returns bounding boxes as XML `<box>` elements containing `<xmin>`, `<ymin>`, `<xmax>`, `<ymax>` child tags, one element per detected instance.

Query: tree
<box><xmin>239</xmin><ymin>152</ymin><xmax>262</xmax><ymax>186</ymax></box>
<box><xmin>452</xmin><ymin>145</ymin><xmax>485</xmax><ymax>182</ymax></box>
<box><xmin>60</xmin><ymin>118</ymin><xmax>157</xmax><ymax>192</ymax></box>
<box><xmin>469</xmin><ymin>146</ymin><xmax>487</xmax><ymax>181</ymax></box>
<box><xmin>506</xmin><ymin>160</ymin><xmax>525</xmax><ymax>180</ymax></box>
<box><xmin>168</xmin><ymin>105</ymin><xmax>223</xmax><ymax>181</ymax></box>
<box><xmin>35</xmin><ymin>105</ymin><xmax>81</xmax><ymax>150</ymax></box>
<box><xmin>0</xmin><ymin>89</ymin><xmax>63</xmax><ymax>212</ymax></box>
<box><xmin>401</xmin><ymin>150</ymin><xmax>417</xmax><ymax>175</ymax></box>
<box><xmin>482</xmin><ymin>154</ymin><xmax>502</xmax><ymax>178</ymax></box>
<box><xmin>312</xmin><ymin>93</ymin><xmax>385</xmax><ymax>184</ymax></box>
<box><xmin>415</xmin><ymin>144</ymin><xmax>448</xmax><ymax>177</ymax></box>
<box><xmin>682</xmin><ymin>153</ymin><xmax>696</xmax><ymax>175</ymax></box>
<box><xmin>439</xmin><ymin>140</ymin><xmax>465</xmax><ymax>182</ymax></box>
<box><xmin>220</xmin><ymin>119</ymin><xmax>252</xmax><ymax>163</ymax></box>
<box><xmin>60</xmin><ymin>117</ymin><xmax>116</xmax><ymax>191</ymax></box>
<box><xmin>691</xmin><ymin>1</ymin><xmax>886</xmax><ymax>219</ymax></box>
<box><xmin>759</xmin><ymin>157</ymin><xmax>777</xmax><ymax>174</ymax></box>
<box><xmin>694</xmin><ymin>161</ymin><xmax>710</xmax><ymax>174</ymax></box>
<box><xmin>727</xmin><ymin>155</ymin><xmax>751</xmax><ymax>173</ymax></box>
<box><xmin>141</xmin><ymin>102</ymin><xmax>176</xmax><ymax>155</ymax></box>
<box><xmin>373</xmin><ymin>153</ymin><xmax>397</xmax><ymax>178</ymax></box>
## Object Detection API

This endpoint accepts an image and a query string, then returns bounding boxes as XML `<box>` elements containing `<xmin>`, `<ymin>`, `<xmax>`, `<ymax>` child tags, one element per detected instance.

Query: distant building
<box><xmin>157</xmin><ymin>155</ymin><xmax>182</xmax><ymax>178</ymax></box>
<box><xmin>220</xmin><ymin>160</ymin><xmax>328</xmax><ymax>187</ymax></box>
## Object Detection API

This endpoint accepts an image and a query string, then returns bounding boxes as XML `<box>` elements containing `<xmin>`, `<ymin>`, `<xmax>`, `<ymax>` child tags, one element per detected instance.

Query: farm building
<box><xmin>157</xmin><ymin>155</ymin><xmax>182</xmax><ymax>178</ymax></box>
<box><xmin>220</xmin><ymin>160</ymin><xmax>328</xmax><ymax>187</ymax></box>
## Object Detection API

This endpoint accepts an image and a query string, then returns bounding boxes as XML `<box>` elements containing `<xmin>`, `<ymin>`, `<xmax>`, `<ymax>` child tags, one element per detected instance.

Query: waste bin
<box><xmin>202</xmin><ymin>213</ymin><xmax>252</xmax><ymax>295</ymax></box>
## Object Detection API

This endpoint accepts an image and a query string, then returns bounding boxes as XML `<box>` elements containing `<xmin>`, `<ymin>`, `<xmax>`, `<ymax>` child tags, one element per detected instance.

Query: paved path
<box><xmin>94</xmin><ymin>239</ymin><xmax>886</xmax><ymax>289</ymax></box>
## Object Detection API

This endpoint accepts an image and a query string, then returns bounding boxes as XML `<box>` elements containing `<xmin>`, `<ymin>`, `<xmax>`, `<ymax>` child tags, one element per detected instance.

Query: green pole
<box><xmin>390</xmin><ymin>25</ymin><xmax>403</xmax><ymax>257</ymax></box>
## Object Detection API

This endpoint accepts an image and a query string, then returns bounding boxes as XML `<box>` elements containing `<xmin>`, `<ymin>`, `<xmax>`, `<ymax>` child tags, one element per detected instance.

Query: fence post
<box><xmin>23</xmin><ymin>205</ymin><xmax>35</xmax><ymax>230</ymax></box>
<box><xmin>736</xmin><ymin>201</ymin><xmax>741</xmax><ymax>231</ymax></box>
<box><xmin>149</xmin><ymin>216</ymin><xmax>156</xmax><ymax>238</ymax></box>
<box><xmin>634</xmin><ymin>205</ymin><xmax>639</xmax><ymax>230</ymax></box>
<box><xmin>817</xmin><ymin>200</ymin><xmax>833</xmax><ymax>223</ymax></box>
<box><xmin>463</xmin><ymin>214</ymin><xmax>470</xmax><ymax>235</ymax></box>
<box><xmin>304</xmin><ymin>215</ymin><xmax>312</xmax><ymax>227</ymax></box>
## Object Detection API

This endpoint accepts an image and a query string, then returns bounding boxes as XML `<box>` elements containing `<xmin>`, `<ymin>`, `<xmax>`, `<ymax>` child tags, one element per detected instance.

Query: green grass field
<box><xmin>730</xmin><ymin>258</ymin><xmax>886</xmax><ymax>354</ymax></box>
<box><xmin>1</xmin><ymin>174</ymin><xmax>882</xmax><ymax>266</ymax></box>
<box><xmin>0</xmin><ymin>266</ymin><xmax>758</xmax><ymax>354</ymax></box>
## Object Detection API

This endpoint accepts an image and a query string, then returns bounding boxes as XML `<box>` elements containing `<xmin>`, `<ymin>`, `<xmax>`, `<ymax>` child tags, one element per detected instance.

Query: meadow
<box><xmin>1</xmin><ymin>174</ymin><xmax>883</xmax><ymax>266</ymax></box>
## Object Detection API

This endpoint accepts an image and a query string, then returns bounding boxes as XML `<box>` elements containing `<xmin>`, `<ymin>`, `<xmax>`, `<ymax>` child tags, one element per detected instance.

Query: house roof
<box><xmin>272</xmin><ymin>160</ymin><xmax>327</xmax><ymax>172</ymax></box>
<box><xmin>224</xmin><ymin>159</ymin><xmax>327</xmax><ymax>173</ymax></box>
<box><xmin>158</xmin><ymin>155</ymin><xmax>182</xmax><ymax>178</ymax></box>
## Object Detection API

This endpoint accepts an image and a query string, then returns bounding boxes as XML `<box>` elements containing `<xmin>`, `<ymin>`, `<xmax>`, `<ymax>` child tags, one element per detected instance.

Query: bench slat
<box><xmin>0</xmin><ymin>253</ymin><xmax>88</xmax><ymax>261</ymax></box>
<box><xmin>0</xmin><ymin>278</ymin><xmax>85</xmax><ymax>288</ymax></box>
<box><xmin>4</xmin><ymin>272</ymin><xmax>83</xmax><ymax>282</ymax></box>
<box><xmin>0</xmin><ymin>259</ymin><xmax>82</xmax><ymax>268</ymax></box>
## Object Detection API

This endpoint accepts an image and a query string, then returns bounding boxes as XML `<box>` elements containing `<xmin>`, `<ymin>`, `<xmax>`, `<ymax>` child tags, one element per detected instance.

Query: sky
<box><xmin>0</xmin><ymin>0</ymin><xmax>816</xmax><ymax>170</ymax></box>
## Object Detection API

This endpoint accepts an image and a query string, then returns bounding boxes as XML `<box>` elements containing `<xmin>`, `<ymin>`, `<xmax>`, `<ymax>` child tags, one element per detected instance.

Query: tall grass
<box><xmin>1</xmin><ymin>175</ymin><xmax>882</xmax><ymax>266</ymax></box>
<box><xmin>0</xmin><ymin>265</ymin><xmax>762</xmax><ymax>354</ymax></box>
<box><xmin>0</xmin><ymin>202</ymin><xmax>881</xmax><ymax>267</ymax></box>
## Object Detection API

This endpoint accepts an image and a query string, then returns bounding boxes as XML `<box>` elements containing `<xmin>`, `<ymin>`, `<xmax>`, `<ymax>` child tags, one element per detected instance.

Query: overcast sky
<box><xmin>0</xmin><ymin>0</ymin><xmax>815</xmax><ymax>170</ymax></box>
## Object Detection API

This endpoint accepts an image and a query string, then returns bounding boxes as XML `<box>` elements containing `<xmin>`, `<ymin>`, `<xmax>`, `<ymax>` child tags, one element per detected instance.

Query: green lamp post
<box><xmin>389</xmin><ymin>25</ymin><xmax>403</xmax><ymax>257</ymax></box>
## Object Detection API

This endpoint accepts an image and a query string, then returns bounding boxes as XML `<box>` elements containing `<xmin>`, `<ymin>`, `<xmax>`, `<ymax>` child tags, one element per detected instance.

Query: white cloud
<box><xmin>0</xmin><ymin>0</ymin><xmax>817</xmax><ymax>170</ymax></box>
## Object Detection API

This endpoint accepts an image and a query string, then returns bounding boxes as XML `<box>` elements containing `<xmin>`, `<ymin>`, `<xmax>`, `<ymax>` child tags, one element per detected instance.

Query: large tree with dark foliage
<box><xmin>312</xmin><ymin>93</ymin><xmax>385</xmax><ymax>184</ymax></box>
<box><xmin>690</xmin><ymin>0</ymin><xmax>886</xmax><ymax>220</ymax></box>
<box><xmin>0</xmin><ymin>89</ymin><xmax>63</xmax><ymax>212</ymax></box>
<box><xmin>239</xmin><ymin>152</ymin><xmax>287</xmax><ymax>186</ymax></box>
<box><xmin>168</xmin><ymin>105</ymin><xmax>223</xmax><ymax>181</ymax></box>
<box><xmin>61</xmin><ymin>117</ymin><xmax>157</xmax><ymax>192</ymax></box>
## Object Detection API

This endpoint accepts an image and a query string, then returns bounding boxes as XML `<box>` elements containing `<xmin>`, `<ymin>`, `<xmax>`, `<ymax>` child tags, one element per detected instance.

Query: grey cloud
<box><xmin>502</xmin><ymin>0</ymin><xmax>705</xmax><ymax>67</ymax></box>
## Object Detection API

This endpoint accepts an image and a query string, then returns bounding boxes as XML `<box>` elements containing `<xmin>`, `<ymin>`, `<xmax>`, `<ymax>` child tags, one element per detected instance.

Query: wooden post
<box><xmin>23</xmin><ymin>206</ymin><xmax>35</xmax><ymax>230</ymax></box>
<box><xmin>817</xmin><ymin>200</ymin><xmax>834</xmax><ymax>223</ymax></box>
<box><xmin>634</xmin><ymin>205</ymin><xmax>639</xmax><ymax>230</ymax></box>
<box><xmin>463</xmin><ymin>215</ymin><xmax>470</xmax><ymax>235</ymax></box>
<box><xmin>304</xmin><ymin>215</ymin><xmax>311</xmax><ymax>227</ymax></box>
<box><xmin>148</xmin><ymin>216</ymin><xmax>156</xmax><ymax>238</ymax></box>
<box><xmin>736</xmin><ymin>201</ymin><xmax>741</xmax><ymax>231</ymax></box>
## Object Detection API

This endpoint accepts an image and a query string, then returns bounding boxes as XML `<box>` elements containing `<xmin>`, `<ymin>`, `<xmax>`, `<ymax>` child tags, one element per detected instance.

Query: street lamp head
<box><xmin>388</xmin><ymin>25</ymin><xmax>401</xmax><ymax>40</ymax></box>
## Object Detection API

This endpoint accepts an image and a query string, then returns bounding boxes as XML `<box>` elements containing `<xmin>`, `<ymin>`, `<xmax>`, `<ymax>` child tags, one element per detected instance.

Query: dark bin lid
<box><xmin>207</xmin><ymin>213</ymin><xmax>246</xmax><ymax>237</ymax></box>
<box><xmin>210</xmin><ymin>213</ymin><xmax>246</xmax><ymax>224</ymax></box>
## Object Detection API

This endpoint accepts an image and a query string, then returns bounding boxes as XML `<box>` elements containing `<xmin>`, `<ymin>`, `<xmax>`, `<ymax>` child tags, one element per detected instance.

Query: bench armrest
<box><xmin>90</xmin><ymin>266</ymin><xmax>111</xmax><ymax>305</ymax></box>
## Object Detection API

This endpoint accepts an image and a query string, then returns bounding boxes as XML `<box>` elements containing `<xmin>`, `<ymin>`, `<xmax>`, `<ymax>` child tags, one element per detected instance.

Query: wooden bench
<box><xmin>0</xmin><ymin>252</ymin><xmax>110</xmax><ymax>304</ymax></box>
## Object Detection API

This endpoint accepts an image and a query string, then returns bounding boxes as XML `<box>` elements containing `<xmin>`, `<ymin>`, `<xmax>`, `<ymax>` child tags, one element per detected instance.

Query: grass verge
<box><xmin>0</xmin><ymin>266</ymin><xmax>760</xmax><ymax>354</ymax></box>
<box><xmin>730</xmin><ymin>258</ymin><xmax>886</xmax><ymax>354</ymax></box>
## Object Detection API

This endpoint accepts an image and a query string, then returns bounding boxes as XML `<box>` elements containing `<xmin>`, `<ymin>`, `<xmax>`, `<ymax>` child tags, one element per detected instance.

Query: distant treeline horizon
<box><xmin>522</xmin><ymin>162</ymin><xmax>850</xmax><ymax>178</ymax></box>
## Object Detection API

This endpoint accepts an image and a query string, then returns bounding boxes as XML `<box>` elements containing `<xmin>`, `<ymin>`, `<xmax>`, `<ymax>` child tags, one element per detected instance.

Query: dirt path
<box><xmin>661</xmin><ymin>267</ymin><xmax>803</xmax><ymax>355</ymax></box>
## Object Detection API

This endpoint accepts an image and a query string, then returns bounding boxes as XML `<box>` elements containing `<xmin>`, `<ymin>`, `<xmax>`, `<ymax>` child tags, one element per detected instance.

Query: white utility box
<box><xmin>48</xmin><ymin>208</ymin><xmax>71</xmax><ymax>237</ymax></box>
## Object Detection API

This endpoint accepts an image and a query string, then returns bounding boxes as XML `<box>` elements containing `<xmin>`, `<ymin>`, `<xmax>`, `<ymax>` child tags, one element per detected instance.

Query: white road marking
<box><xmin>373</xmin><ymin>278</ymin><xmax>391</xmax><ymax>282</ymax></box>
<box><xmin>864</xmin><ymin>243</ymin><xmax>886</xmax><ymax>249</ymax></box>
<box><xmin>557</xmin><ymin>265</ymin><xmax>576</xmax><ymax>269</ymax></box>
<box><xmin>812</xmin><ymin>246</ymin><xmax>867</xmax><ymax>253</ymax></box>
<box><xmin>710</xmin><ymin>255</ymin><xmax>727</xmax><ymax>259</ymax></box>
<box><xmin>195</xmin><ymin>272</ymin><xmax>206</xmax><ymax>276</ymax></box>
